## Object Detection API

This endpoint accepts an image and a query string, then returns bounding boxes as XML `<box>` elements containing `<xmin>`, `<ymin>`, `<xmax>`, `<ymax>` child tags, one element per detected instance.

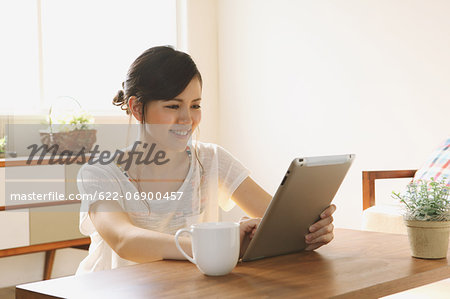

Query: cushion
<box><xmin>362</xmin><ymin>204</ymin><xmax>406</xmax><ymax>235</ymax></box>
<box><xmin>413</xmin><ymin>138</ymin><xmax>450</xmax><ymax>184</ymax></box>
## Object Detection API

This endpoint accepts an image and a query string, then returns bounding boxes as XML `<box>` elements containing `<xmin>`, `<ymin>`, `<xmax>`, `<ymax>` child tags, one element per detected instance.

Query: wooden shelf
<box><xmin>1</xmin><ymin>155</ymin><xmax>92</xmax><ymax>280</ymax></box>
<box><xmin>1</xmin><ymin>155</ymin><xmax>89</xmax><ymax>210</ymax></box>
<box><xmin>0</xmin><ymin>200</ymin><xmax>81</xmax><ymax>211</ymax></box>
<box><xmin>0</xmin><ymin>155</ymin><xmax>94</xmax><ymax>167</ymax></box>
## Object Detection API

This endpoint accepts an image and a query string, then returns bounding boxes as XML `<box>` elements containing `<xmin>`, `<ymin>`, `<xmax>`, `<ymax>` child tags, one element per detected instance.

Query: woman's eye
<box><xmin>165</xmin><ymin>104</ymin><xmax>200</xmax><ymax>109</ymax></box>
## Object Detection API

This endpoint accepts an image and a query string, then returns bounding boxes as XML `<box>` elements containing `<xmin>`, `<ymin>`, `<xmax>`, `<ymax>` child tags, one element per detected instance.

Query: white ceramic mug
<box><xmin>175</xmin><ymin>222</ymin><xmax>240</xmax><ymax>276</ymax></box>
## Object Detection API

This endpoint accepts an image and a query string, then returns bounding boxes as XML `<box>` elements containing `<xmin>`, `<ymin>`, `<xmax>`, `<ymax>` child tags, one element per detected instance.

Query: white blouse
<box><xmin>75</xmin><ymin>142</ymin><xmax>250</xmax><ymax>274</ymax></box>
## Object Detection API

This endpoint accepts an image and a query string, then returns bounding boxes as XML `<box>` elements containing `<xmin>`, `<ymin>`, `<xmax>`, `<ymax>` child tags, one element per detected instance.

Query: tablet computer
<box><xmin>241</xmin><ymin>154</ymin><xmax>354</xmax><ymax>262</ymax></box>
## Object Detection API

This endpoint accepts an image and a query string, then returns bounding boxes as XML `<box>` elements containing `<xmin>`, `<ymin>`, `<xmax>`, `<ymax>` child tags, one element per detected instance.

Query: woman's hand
<box><xmin>237</xmin><ymin>204</ymin><xmax>336</xmax><ymax>256</ymax></box>
<box><xmin>238</xmin><ymin>217</ymin><xmax>261</xmax><ymax>257</ymax></box>
<box><xmin>304</xmin><ymin>204</ymin><xmax>336</xmax><ymax>251</ymax></box>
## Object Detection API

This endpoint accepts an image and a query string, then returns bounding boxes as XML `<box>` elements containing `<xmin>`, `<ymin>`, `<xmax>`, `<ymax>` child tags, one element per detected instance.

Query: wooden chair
<box><xmin>361</xmin><ymin>169</ymin><xmax>417</xmax><ymax>235</ymax></box>
<box><xmin>362</xmin><ymin>169</ymin><xmax>417</xmax><ymax>210</ymax></box>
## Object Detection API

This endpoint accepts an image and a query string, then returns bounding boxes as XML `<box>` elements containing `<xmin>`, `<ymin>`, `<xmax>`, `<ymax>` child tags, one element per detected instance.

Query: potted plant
<box><xmin>0</xmin><ymin>136</ymin><xmax>5</xmax><ymax>158</ymax></box>
<box><xmin>392</xmin><ymin>178</ymin><xmax>450</xmax><ymax>259</ymax></box>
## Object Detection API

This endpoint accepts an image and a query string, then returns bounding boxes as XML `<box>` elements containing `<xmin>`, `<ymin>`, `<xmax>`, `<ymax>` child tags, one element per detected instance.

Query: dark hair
<box><xmin>113</xmin><ymin>46</ymin><xmax>205</xmax><ymax>197</ymax></box>
<box><xmin>113</xmin><ymin>46</ymin><xmax>202</xmax><ymax>122</ymax></box>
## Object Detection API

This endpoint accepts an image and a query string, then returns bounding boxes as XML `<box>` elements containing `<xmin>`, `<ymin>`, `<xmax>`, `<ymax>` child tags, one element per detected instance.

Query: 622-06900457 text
<box><xmin>95</xmin><ymin>191</ymin><xmax>184</xmax><ymax>201</ymax></box>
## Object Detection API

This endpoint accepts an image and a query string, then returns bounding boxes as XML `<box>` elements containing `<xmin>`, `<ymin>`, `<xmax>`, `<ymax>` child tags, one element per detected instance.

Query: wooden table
<box><xmin>16</xmin><ymin>229</ymin><xmax>450</xmax><ymax>298</ymax></box>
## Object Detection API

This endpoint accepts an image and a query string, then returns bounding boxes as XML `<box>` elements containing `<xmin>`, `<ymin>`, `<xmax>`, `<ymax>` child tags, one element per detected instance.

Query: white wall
<box><xmin>216</xmin><ymin>0</ymin><xmax>450</xmax><ymax>228</ymax></box>
<box><xmin>177</xmin><ymin>0</ymin><xmax>220</xmax><ymax>144</ymax></box>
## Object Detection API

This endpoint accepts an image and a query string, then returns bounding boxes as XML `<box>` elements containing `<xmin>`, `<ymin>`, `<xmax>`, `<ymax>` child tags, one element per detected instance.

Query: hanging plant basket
<box><xmin>40</xmin><ymin>96</ymin><xmax>96</xmax><ymax>154</ymax></box>
<box><xmin>40</xmin><ymin>129</ymin><xmax>97</xmax><ymax>154</ymax></box>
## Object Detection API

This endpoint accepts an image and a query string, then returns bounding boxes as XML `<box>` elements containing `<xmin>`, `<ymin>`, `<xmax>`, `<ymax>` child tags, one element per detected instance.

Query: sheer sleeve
<box><xmin>77</xmin><ymin>164</ymin><xmax>124</xmax><ymax>235</ymax></box>
<box><xmin>215</xmin><ymin>145</ymin><xmax>251</xmax><ymax>211</ymax></box>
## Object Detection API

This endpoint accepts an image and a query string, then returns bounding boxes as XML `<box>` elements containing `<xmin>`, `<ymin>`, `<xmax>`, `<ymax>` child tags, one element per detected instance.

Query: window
<box><xmin>1</xmin><ymin>0</ymin><xmax>177</xmax><ymax>115</ymax></box>
<box><xmin>0</xmin><ymin>1</ymin><xmax>40</xmax><ymax>114</ymax></box>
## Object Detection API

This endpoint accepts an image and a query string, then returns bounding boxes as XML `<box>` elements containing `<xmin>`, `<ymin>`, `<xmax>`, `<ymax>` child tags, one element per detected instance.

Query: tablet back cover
<box><xmin>242</xmin><ymin>155</ymin><xmax>354</xmax><ymax>261</ymax></box>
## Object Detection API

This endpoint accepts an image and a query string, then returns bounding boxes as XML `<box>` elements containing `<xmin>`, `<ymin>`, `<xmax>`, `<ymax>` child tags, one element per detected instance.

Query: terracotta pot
<box><xmin>404</xmin><ymin>220</ymin><xmax>450</xmax><ymax>259</ymax></box>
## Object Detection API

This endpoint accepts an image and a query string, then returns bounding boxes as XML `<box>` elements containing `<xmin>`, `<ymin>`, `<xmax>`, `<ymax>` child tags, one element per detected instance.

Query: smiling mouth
<box><xmin>169</xmin><ymin>129</ymin><xmax>191</xmax><ymax>137</ymax></box>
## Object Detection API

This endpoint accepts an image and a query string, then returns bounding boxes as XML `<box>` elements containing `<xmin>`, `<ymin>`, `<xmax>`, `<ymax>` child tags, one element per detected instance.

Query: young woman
<box><xmin>76</xmin><ymin>46</ymin><xmax>336</xmax><ymax>274</ymax></box>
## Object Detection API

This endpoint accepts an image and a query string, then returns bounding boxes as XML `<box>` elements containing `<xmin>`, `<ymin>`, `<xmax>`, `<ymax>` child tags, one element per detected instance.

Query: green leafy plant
<box><xmin>0</xmin><ymin>136</ymin><xmax>5</xmax><ymax>153</ymax></box>
<box><xmin>392</xmin><ymin>178</ymin><xmax>450</xmax><ymax>221</ymax></box>
<box><xmin>45</xmin><ymin>110</ymin><xmax>94</xmax><ymax>133</ymax></box>
<box><xmin>58</xmin><ymin>112</ymin><xmax>94</xmax><ymax>131</ymax></box>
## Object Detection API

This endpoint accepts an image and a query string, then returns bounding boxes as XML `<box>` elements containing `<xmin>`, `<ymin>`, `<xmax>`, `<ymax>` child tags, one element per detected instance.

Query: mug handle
<box><xmin>175</xmin><ymin>228</ymin><xmax>196</xmax><ymax>264</ymax></box>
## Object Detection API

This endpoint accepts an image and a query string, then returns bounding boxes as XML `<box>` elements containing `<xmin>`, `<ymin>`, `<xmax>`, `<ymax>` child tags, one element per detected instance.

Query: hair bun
<box><xmin>113</xmin><ymin>90</ymin><xmax>125</xmax><ymax>105</ymax></box>
<box><xmin>113</xmin><ymin>90</ymin><xmax>130</xmax><ymax>114</ymax></box>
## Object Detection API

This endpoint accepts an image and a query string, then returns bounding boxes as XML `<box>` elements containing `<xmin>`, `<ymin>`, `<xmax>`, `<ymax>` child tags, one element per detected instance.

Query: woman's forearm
<box><xmin>116</xmin><ymin>225</ymin><xmax>192</xmax><ymax>263</ymax></box>
<box><xmin>89</xmin><ymin>201</ymin><xmax>193</xmax><ymax>263</ymax></box>
<box><xmin>231</xmin><ymin>177</ymin><xmax>272</xmax><ymax>218</ymax></box>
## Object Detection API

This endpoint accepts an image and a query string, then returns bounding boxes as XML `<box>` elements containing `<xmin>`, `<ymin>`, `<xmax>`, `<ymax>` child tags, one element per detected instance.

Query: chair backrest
<box><xmin>362</xmin><ymin>170</ymin><xmax>417</xmax><ymax>210</ymax></box>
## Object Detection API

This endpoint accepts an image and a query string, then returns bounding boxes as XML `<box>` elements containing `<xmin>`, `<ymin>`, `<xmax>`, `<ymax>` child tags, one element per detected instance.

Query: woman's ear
<box><xmin>128</xmin><ymin>96</ymin><xmax>143</xmax><ymax>122</ymax></box>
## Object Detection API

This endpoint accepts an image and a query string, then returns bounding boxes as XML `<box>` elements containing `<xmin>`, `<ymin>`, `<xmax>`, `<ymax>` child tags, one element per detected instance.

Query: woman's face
<box><xmin>143</xmin><ymin>77</ymin><xmax>202</xmax><ymax>151</ymax></box>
